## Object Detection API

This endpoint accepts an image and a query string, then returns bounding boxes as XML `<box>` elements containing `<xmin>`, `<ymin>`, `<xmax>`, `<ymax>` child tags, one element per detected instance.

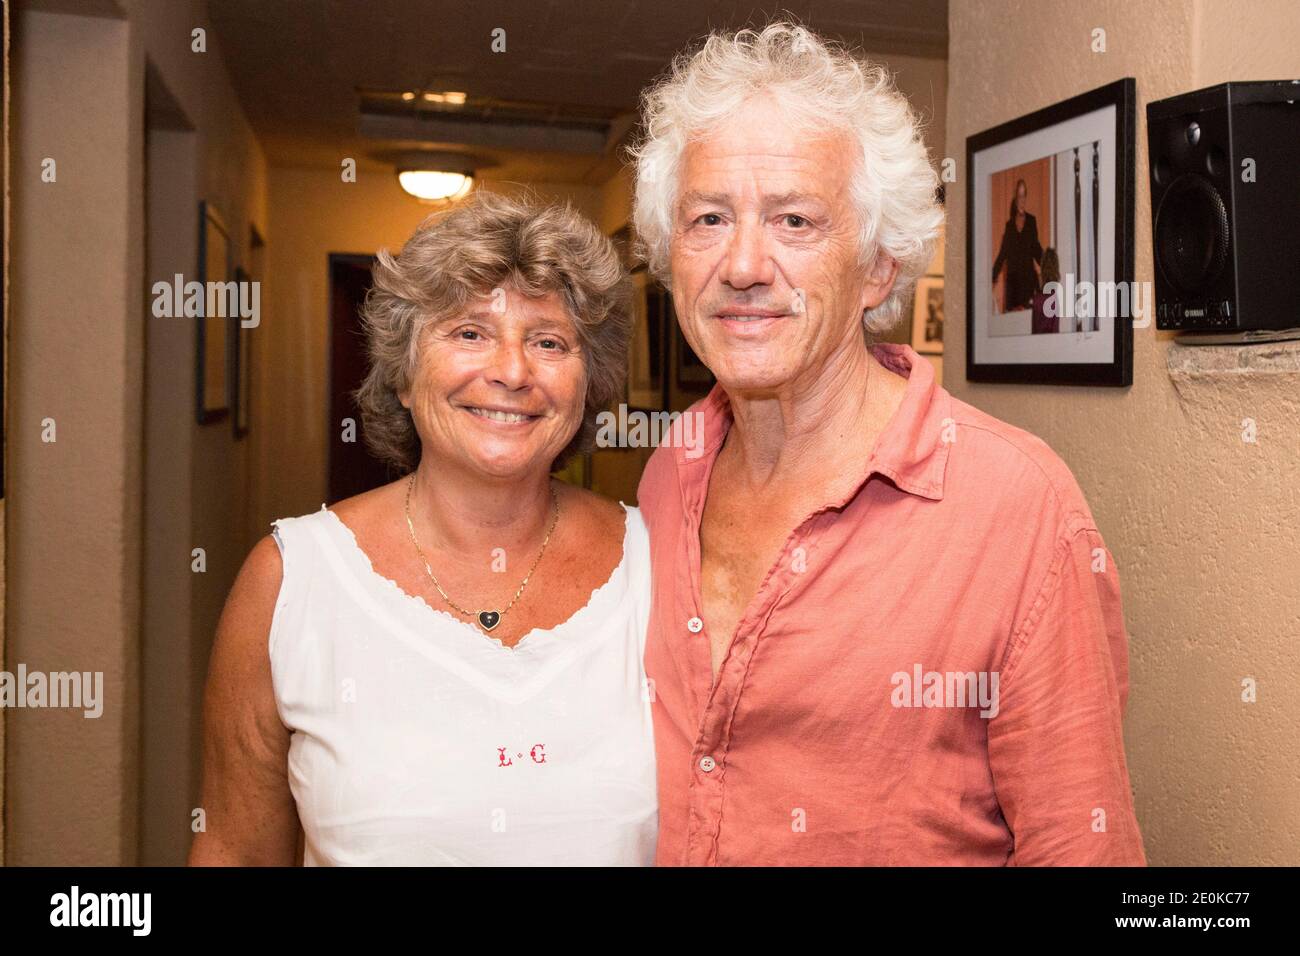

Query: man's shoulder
<box><xmin>944</xmin><ymin>393</ymin><xmax>1097</xmax><ymax>534</ymax></box>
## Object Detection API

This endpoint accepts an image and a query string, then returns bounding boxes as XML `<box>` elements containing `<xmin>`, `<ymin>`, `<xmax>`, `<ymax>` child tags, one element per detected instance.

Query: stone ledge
<box><xmin>1167</xmin><ymin>337</ymin><xmax>1300</xmax><ymax>377</ymax></box>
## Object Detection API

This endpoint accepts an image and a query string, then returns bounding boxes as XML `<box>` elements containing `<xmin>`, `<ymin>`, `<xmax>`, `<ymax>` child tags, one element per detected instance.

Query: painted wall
<box><xmin>10</xmin><ymin>7</ymin><xmax>143</xmax><ymax>865</ymax></box>
<box><xmin>8</xmin><ymin>0</ymin><xmax>267</xmax><ymax>864</ymax></box>
<box><xmin>945</xmin><ymin>0</ymin><xmax>1300</xmax><ymax>864</ymax></box>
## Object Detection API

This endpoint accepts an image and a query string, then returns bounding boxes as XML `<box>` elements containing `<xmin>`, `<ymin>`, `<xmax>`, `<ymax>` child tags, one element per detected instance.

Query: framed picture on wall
<box><xmin>966</xmin><ymin>77</ymin><xmax>1135</xmax><ymax>386</ymax></box>
<box><xmin>231</xmin><ymin>266</ymin><xmax>252</xmax><ymax>438</ymax></box>
<box><xmin>911</xmin><ymin>276</ymin><xmax>944</xmax><ymax>355</ymax></box>
<box><xmin>627</xmin><ymin>268</ymin><xmax>667</xmax><ymax>411</ymax></box>
<box><xmin>197</xmin><ymin>200</ymin><xmax>231</xmax><ymax>423</ymax></box>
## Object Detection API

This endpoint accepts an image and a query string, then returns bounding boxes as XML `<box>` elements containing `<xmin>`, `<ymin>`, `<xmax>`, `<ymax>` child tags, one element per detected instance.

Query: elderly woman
<box><xmin>189</xmin><ymin>191</ymin><xmax>657</xmax><ymax>866</ymax></box>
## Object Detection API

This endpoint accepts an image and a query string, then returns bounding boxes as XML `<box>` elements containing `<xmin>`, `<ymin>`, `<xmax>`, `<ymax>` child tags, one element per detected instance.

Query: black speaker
<box><xmin>1147</xmin><ymin>80</ymin><xmax>1300</xmax><ymax>332</ymax></box>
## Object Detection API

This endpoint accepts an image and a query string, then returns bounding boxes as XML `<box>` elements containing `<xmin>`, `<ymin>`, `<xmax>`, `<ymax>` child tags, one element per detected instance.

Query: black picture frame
<box><xmin>626</xmin><ymin>267</ymin><xmax>668</xmax><ymax>413</ymax></box>
<box><xmin>196</xmin><ymin>200</ymin><xmax>231</xmax><ymax>423</ymax></box>
<box><xmin>966</xmin><ymin>78</ymin><xmax>1135</xmax><ymax>386</ymax></box>
<box><xmin>231</xmin><ymin>266</ymin><xmax>251</xmax><ymax>439</ymax></box>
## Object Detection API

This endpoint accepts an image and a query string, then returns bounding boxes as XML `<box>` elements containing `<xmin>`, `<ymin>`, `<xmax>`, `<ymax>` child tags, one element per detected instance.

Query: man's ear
<box><xmin>859</xmin><ymin>253</ymin><xmax>899</xmax><ymax>311</ymax></box>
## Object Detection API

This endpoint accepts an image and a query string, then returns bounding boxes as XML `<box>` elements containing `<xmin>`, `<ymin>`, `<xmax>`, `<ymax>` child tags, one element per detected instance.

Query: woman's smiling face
<box><xmin>400</xmin><ymin>285</ymin><xmax>587</xmax><ymax>480</ymax></box>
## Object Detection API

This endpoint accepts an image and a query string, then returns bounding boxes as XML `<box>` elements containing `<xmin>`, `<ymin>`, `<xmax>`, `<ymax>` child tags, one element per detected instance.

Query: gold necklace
<box><xmin>403</xmin><ymin>473</ymin><xmax>560</xmax><ymax>634</ymax></box>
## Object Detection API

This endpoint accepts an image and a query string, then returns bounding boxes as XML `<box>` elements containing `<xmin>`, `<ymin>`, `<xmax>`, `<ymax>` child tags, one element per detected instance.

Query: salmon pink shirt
<box><xmin>637</xmin><ymin>343</ymin><xmax>1146</xmax><ymax>866</ymax></box>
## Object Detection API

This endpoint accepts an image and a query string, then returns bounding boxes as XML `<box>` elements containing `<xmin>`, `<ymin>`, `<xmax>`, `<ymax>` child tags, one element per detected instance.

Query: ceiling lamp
<box><xmin>397</xmin><ymin>169</ymin><xmax>473</xmax><ymax>202</ymax></box>
<box><xmin>394</xmin><ymin>152</ymin><xmax>477</xmax><ymax>202</ymax></box>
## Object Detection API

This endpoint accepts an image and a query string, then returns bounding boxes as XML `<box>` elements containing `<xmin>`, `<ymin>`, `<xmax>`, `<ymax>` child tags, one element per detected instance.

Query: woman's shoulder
<box><xmin>273</xmin><ymin>478</ymin><xmax>404</xmax><ymax>540</ymax></box>
<box><xmin>555</xmin><ymin>481</ymin><xmax>622</xmax><ymax>518</ymax></box>
<box><xmin>553</xmin><ymin>483</ymin><xmax>644</xmax><ymax>538</ymax></box>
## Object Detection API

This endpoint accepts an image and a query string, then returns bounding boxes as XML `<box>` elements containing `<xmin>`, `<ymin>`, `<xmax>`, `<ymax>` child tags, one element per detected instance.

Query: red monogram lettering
<box><xmin>496</xmin><ymin>744</ymin><xmax>547</xmax><ymax>766</ymax></box>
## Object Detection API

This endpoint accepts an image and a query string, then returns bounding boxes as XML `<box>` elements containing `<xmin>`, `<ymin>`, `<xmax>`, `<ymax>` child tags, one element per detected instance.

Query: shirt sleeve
<box><xmin>987</xmin><ymin>523</ymin><xmax>1147</xmax><ymax>866</ymax></box>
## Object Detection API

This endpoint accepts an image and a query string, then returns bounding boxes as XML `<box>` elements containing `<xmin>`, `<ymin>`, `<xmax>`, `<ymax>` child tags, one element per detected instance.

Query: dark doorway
<box><xmin>328</xmin><ymin>253</ymin><xmax>393</xmax><ymax>502</ymax></box>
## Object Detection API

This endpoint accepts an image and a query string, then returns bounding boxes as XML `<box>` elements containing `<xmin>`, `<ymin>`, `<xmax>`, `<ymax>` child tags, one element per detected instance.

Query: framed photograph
<box><xmin>966</xmin><ymin>78</ymin><xmax>1135</xmax><ymax>386</ymax></box>
<box><xmin>197</xmin><ymin>201</ymin><xmax>231</xmax><ymax>423</ymax></box>
<box><xmin>231</xmin><ymin>266</ymin><xmax>252</xmax><ymax>439</ymax></box>
<box><xmin>627</xmin><ymin>268</ymin><xmax>668</xmax><ymax>410</ymax></box>
<box><xmin>912</xmin><ymin>276</ymin><xmax>944</xmax><ymax>355</ymax></box>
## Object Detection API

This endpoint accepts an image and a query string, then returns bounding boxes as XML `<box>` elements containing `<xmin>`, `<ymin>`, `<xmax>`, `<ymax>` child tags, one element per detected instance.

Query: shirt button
<box><xmin>699</xmin><ymin>755</ymin><xmax>716</xmax><ymax>772</ymax></box>
<box><xmin>687</xmin><ymin>616</ymin><xmax>704</xmax><ymax>633</ymax></box>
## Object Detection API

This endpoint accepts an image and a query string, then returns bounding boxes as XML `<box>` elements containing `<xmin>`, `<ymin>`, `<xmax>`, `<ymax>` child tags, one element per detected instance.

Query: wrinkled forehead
<box><xmin>676</xmin><ymin>113</ymin><xmax>861</xmax><ymax>207</ymax></box>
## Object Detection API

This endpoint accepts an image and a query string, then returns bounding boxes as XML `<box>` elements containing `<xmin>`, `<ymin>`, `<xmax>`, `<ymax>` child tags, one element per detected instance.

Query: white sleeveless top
<box><xmin>267</xmin><ymin>502</ymin><xmax>658</xmax><ymax>866</ymax></box>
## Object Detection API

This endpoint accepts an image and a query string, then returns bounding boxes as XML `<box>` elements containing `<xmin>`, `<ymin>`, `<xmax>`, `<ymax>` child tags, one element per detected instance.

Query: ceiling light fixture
<box><xmin>397</xmin><ymin>169</ymin><xmax>473</xmax><ymax>202</ymax></box>
<box><xmin>393</xmin><ymin>151</ymin><xmax>479</xmax><ymax>203</ymax></box>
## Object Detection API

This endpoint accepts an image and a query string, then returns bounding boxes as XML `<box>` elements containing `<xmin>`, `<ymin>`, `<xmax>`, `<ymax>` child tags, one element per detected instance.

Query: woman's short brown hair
<box><xmin>355</xmin><ymin>190</ymin><xmax>631</xmax><ymax>474</ymax></box>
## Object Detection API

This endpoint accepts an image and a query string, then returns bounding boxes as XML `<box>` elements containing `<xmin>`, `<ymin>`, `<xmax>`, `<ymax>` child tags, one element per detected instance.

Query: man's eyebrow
<box><xmin>677</xmin><ymin>190</ymin><xmax>731</xmax><ymax>209</ymax></box>
<box><xmin>762</xmin><ymin>191</ymin><xmax>826</xmax><ymax>208</ymax></box>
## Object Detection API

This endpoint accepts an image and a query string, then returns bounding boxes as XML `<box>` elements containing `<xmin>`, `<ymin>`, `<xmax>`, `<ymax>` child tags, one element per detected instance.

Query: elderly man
<box><xmin>631</xmin><ymin>23</ymin><xmax>1145</xmax><ymax>866</ymax></box>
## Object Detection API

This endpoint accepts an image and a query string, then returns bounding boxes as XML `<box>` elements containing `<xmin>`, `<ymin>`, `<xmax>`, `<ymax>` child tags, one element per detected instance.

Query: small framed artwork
<box><xmin>627</xmin><ymin>269</ymin><xmax>668</xmax><ymax>411</ymax></box>
<box><xmin>911</xmin><ymin>276</ymin><xmax>944</xmax><ymax>355</ymax></box>
<box><xmin>966</xmin><ymin>78</ymin><xmax>1135</xmax><ymax>386</ymax></box>
<box><xmin>231</xmin><ymin>266</ymin><xmax>252</xmax><ymax>439</ymax></box>
<box><xmin>197</xmin><ymin>201</ymin><xmax>231</xmax><ymax>423</ymax></box>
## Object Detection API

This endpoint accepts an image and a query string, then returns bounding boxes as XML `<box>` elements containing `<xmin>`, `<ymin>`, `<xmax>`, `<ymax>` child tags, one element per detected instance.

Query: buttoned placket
<box><xmin>678</xmin><ymin>443</ymin><xmax>856</xmax><ymax>865</ymax></box>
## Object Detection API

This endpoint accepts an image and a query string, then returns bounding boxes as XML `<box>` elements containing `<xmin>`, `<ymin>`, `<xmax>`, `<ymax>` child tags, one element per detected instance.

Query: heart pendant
<box><xmin>478</xmin><ymin>610</ymin><xmax>501</xmax><ymax>632</ymax></box>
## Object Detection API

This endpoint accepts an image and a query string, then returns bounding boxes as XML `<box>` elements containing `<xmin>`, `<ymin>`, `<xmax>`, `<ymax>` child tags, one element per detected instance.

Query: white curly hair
<box><xmin>629</xmin><ymin>21</ymin><xmax>944</xmax><ymax>335</ymax></box>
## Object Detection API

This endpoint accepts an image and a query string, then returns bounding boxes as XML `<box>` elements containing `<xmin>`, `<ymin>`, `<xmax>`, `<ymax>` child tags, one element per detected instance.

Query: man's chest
<box><xmin>698</xmin><ymin>495</ymin><xmax>810</xmax><ymax>677</ymax></box>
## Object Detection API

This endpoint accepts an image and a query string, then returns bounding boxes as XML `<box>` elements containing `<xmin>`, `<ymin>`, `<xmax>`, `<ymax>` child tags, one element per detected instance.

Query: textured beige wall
<box><xmin>8</xmin><ymin>0</ymin><xmax>266</xmax><ymax>864</ymax></box>
<box><xmin>132</xmin><ymin>0</ymin><xmax>268</xmax><ymax>866</ymax></box>
<box><xmin>9</xmin><ymin>8</ymin><xmax>143</xmax><ymax>864</ymax></box>
<box><xmin>255</xmin><ymin>170</ymin><xmax>600</xmax><ymax>531</ymax></box>
<box><xmin>946</xmin><ymin>0</ymin><xmax>1300</xmax><ymax>864</ymax></box>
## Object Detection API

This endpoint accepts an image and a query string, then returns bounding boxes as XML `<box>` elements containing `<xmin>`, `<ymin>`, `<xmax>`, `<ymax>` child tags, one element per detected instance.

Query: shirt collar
<box><xmin>672</xmin><ymin>343</ymin><xmax>951</xmax><ymax>503</ymax></box>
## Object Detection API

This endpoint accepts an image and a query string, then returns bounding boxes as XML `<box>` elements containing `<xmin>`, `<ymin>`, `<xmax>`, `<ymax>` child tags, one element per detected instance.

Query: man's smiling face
<box><xmin>668</xmin><ymin>93</ymin><xmax>897</xmax><ymax>398</ymax></box>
